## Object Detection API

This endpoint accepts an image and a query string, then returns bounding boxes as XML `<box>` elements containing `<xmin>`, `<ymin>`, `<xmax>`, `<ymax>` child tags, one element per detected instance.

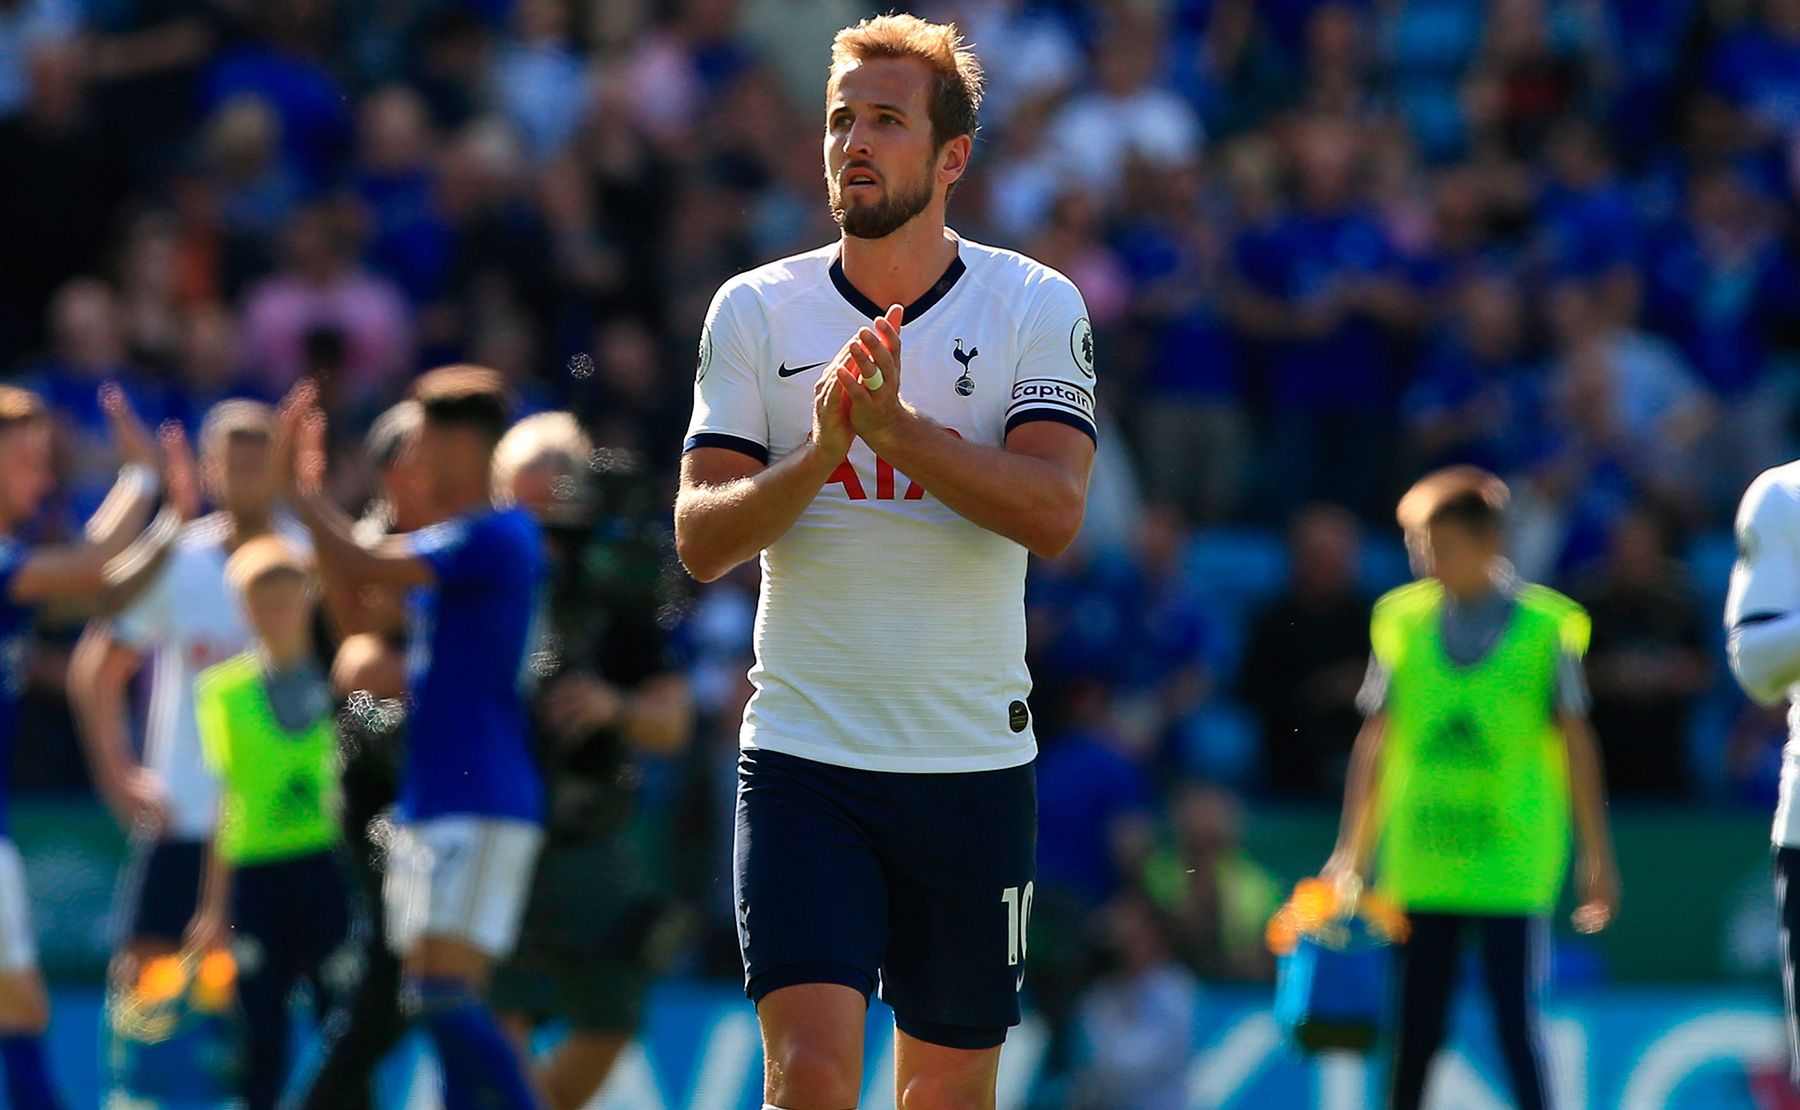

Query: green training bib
<box><xmin>194</xmin><ymin>653</ymin><xmax>341</xmax><ymax>866</ymax></box>
<box><xmin>1372</xmin><ymin>580</ymin><xmax>1589</xmax><ymax>914</ymax></box>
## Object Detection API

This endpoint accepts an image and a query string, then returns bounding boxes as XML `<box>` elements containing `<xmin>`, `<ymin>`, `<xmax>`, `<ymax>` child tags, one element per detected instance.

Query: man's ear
<box><xmin>938</xmin><ymin>134</ymin><xmax>973</xmax><ymax>187</ymax></box>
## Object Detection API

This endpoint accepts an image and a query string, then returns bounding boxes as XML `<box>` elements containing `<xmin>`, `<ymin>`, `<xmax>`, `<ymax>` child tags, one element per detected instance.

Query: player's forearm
<box><xmin>83</xmin><ymin>465</ymin><xmax>163</xmax><ymax>560</ymax></box>
<box><xmin>1560</xmin><ymin>712</ymin><xmax>1616</xmax><ymax>866</ymax></box>
<box><xmin>675</xmin><ymin>442</ymin><xmax>839</xmax><ymax>582</ymax></box>
<box><xmin>867</xmin><ymin>412</ymin><xmax>1086</xmax><ymax>557</ymax></box>
<box><xmin>296</xmin><ymin>492</ymin><xmax>391</xmax><ymax>590</ymax></box>
<box><xmin>1333</xmin><ymin>715</ymin><xmax>1386</xmax><ymax>873</ymax></box>
<box><xmin>1729</xmin><ymin>613</ymin><xmax>1800</xmax><ymax>706</ymax></box>
<box><xmin>91</xmin><ymin>508</ymin><xmax>184</xmax><ymax>616</ymax></box>
<box><xmin>66</xmin><ymin>632</ymin><xmax>139</xmax><ymax>787</ymax></box>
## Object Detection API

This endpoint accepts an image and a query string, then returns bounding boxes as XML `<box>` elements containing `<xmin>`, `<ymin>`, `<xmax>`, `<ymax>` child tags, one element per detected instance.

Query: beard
<box><xmin>829</xmin><ymin>161</ymin><xmax>935</xmax><ymax>239</ymax></box>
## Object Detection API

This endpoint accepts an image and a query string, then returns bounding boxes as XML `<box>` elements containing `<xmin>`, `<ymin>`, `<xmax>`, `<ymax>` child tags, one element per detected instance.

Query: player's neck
<box><xmin>226</xmin><ymin>510</ymin><xmax>272</xmax><ymax>551</ymax></box>
<box><xmin>435</xmin><ymin>479</ymin><xmax>491</xmax><ymax>520</ymax></box>
<box><xmin>838</xmin><ymin>219</ymin><xmax>959</xmax><ymax>312</ymax></box>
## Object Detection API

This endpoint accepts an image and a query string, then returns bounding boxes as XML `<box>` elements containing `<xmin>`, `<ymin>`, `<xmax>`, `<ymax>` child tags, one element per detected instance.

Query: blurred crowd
<box><xmin>3</xmin><ymin>0</ymin><xmax>1800</xmax><ymax>1101</ymax></box>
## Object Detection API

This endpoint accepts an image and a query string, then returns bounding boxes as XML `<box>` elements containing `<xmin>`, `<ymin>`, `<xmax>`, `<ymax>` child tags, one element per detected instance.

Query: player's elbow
<box><xmin>1729</xmin><ymin>626</ymin><xmax>1799</xmax><ymax>707</ymax></box>
<box><xmin>1730</xmin><ymin>654</ymin><xmax>1790</xmax><ymax>708</ymax></box>
<box><xmin>674</xmin><ymin>527</ymin><xmax>732</xmax><ymax>584</ymax></box>
<box><xmin>1023</xmin><ymin>498</ymin><xmax>1085</xmax><ymax>560</ymax></box>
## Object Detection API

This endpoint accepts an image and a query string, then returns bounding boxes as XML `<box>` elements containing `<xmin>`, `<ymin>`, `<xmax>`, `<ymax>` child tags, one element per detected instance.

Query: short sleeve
<box><xmin>1727</xmin><ymin>473</ymin><xmax>1800</xmax><ymax>628</ymax></box>
<box><xmin>683</xmin><ymin>280</ymin><xmax>770</xmax><ymax>463</ymax></box>
<box><xmin>1006</xmin><ymin>274</ymin><xmax>1097</xmax><ymax>442</ymax></box>
<box><xmin>1555</xmin><ymin>651</ymin><xmax>1591</xmax><ymax>716</ymax></box>
<box><xmin>408</xmin><ymin>514</ymin><xmax>507</xmax><ymax>587</ymax></box>
<box><xmin>1355</xmin><ymin>654</ymin><xmax>1390</xmax><ymax>716</ymax></box>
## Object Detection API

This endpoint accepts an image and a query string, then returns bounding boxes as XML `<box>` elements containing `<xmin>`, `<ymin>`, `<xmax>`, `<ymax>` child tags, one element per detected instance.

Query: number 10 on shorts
<box><xmin>1002</xmin><ymin>882</ymin><xmax>1034</xmax><ymax>967</ymax></box>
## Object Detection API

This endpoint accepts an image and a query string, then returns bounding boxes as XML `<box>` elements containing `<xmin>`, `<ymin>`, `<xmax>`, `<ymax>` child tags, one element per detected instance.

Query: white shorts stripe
<box><xmin>0</xmin><ymin>840</ymin><xmax>37</xmax><ymax>972</ymax></box>
<box><xmin>383</xmin><ymin>817</ymin><xmax>542</xmax><ymax>959</ymax></box>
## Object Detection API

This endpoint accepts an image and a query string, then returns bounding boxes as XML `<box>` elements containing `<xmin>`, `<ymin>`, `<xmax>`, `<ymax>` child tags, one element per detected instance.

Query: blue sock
<box><xmin>404</xmin><ymin>976</ymin><xmax>536</xmax><ymax>1110</ymax></box>
<box><xmin>0</xmin><ymin>1033</ymin><xmax>62</xmax><ymax>1109</ymax></box>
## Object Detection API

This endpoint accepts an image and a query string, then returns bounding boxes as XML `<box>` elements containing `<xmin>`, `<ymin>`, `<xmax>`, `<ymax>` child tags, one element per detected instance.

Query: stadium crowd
<box><xmin>2</xmin><ymin>0</ymin><xmax>1800</xmax><ymax>1103</ymax></box>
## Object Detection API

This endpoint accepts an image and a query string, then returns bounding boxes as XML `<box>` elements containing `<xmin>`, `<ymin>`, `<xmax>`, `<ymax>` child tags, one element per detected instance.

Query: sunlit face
<box><xmin>507</xmin><ymin>458</ymin><xmax>567</xmax><ymax>521</ymax></box>
<box><xmin>242</xmin><ymin>571</ymin><xmax>312</xmax><ymax>651</ymax></box>
<box><xmin>381</xmin><ymin>436</ymin><xmax>435</xmax><ymax>532</ymax></box>
<box><xmin>824</xmin><ymin>57</ymin><xmax>953</xmax><ymax>239</ymax></box>
<box><xmin>1408</xmin><ymin>520</ymin><xmax>1502</xmax><ymax>594</ymax></box>
<box><xmin>0</xmin><ymin>423</ymin><xmax>53</xmax><ymax>527</ymax></box>
<box><xmin>205</xmin><ymin>432</ymin><xmax>275</xmax><ymax>519</ymax></box>
<box><xmin>417</xmin><ymin>419</ymin><xmax>493</xmax><ymax>508</ymax></box>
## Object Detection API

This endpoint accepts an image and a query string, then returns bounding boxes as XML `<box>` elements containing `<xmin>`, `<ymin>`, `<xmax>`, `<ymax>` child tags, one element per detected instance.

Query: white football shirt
<box><xmin>109</xmin><ymin>513</ymin><xmax>312</xmax><ymax>839</ymax></box>
<box><xmin>1727</xmin><ymin>461</ymin><xmax>1800</xmax><ymax>847</ymax></box>
<box><xmin>685</xmin><ymin>235</ymin><xmax>1095</xmax><ymax>773</ymax></box>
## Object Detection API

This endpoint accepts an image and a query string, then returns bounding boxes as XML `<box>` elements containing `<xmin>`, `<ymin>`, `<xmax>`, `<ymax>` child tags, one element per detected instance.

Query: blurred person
<box><xmin>922</xmin><ymin>0</ymin><xmax>1078</xmax><ymax>122</ymax></box>
<box><xmin>0</xmin><ymin>38</ymin><xmax>123</xmax><ymax>361</ymax></box>
<box><xmin>0</xmin><ymin>384</ymin><xmax>197</xmax><ymax>1109</ymax></box>
<box><xmin>117</xmin><ymin>210</ymin><xmax>187</xmax><ymax>369</ymax></box>
<box><xmin>1047</xmin><ymin>13</ymin><xmax>1203</xmax><ymax>203</ymax></box>
<box><xmin>1528</xmin><ymin>279</ymin><xmax>1715</xmax><ymax>564</ymax></box>
<box><xmin>0</xmin><ymin>0</ymin><xmax>75</xmax><ymax>122</ymax></box>
<box><xmin>1716</xmin><ymin>452</ymin><xmax>1800</xmax><ymax>1093</ymax></box>
<box><xmin>19</xmin><ymin>279</ymin><xmax>176</xmax><ymax>526</ymax></box>
<box><xmin>1533</xmin><ymin>118</ymin><xmax>1640</xmax><ymax>285</ymax></box>
<box><xmin>1401</xmin><ymin>272</ymin><xmax>1552</xmax><ymax>478</ymax></box>
<box><xmin>1234</xmin><ymin>114</ymin><xmax>1417</xmax><ymax>518</ymax></box>
<box><xmin>582</xmin><ymin>316</ymin><xmax>686</xmax><ymax>456</ymax></box>
<box><xmin>1645</xmin><ymin>165</ymin><xmax>1800</xmax><ymax>495</ymax></box>
<box><xmin>237</xmin><ymin>204</ymin><xmax>413</xmax><ymax>411</ymax></box>
<box><xmin>1240</xmin><ymin>504</ymin><xmax>1371</xmax><ymax>798</ymax></box>
<box><xmin>195</xmin><ymin>5</ymin><xmax>351</xmax><ymax>190</ymax></box>
<box><xmin>66</xmin><ymin>402</ymin><xmax>297</xmax><ymax>1005</ymax></box>
<box><xmin>174</xmin><ymin>302</ymin><xmax>261</xmax><ymax>416</ymax></box>
<box><xmin>1066</xmin><ymin>894</ymin><xmax>1198</xmax><ymax>1110</ymax></box>
<box><xmin>1035</xmin><ymin>676</ymin><xmax>1154</xmax><ymax>913</ymax></box>
<box><xmin>184</xmin><ymin>537</ymin><xmax>354</xmax><ymax>1110</ymax></box>
<box><xmin>1326</xmin><ymin>466</ymin><xmax>1619</xmax><ymax>1110</ymax></box>
<box><xmin>351</xmin><ymin>85</ymin><xmax>455</xmax><ymax>308</ymax></box>
<box><xmin>1464</xmin><ymin>0</ymin><xmax>1594</xmax><ymax>160</ymax></box>
<box><xmin>1706</xmin><ymin>0</ymin><xmax>1800</xmax><ymax>143</ymax></box>
<box><xmin>1116</xmin><ymin>161</ymin><xmax>1249</xmax><ymax>521</ymax></box>
<box><xmin>676</xmin><ymin>13</ymin><xmax>1097</xmax><ymax>1108</ymax></box>
<box><xmin>200</xmin><ymin>94</ymin><xmax>304</xmax><ymax>249</ymax></box>
<box><xmin>292</xmin><ymin>399</ymin><xmax>431</xmax><ymax>1110</ymax></box>
<box><xmin>492</xmin><ymin>0</ymin><xmax>592</xmax><ymax>163</ymax></box>
<box><xmin>1138</xmin><ymin>784</ymin><xmax>1279</xmax><ymax>982</ymax></box>
<box><xmin>617</xmin><ymin>0</ymin><xmax>756</xmax><ymax>144</ymax></box>
<box><xmin>83</xmin><ymin>0</ymin><xmax>219</xmax><ymax>181</ymax></box>
<box><xmin>279</xmin><ymin>368</ymin><xmax>545</xmax><ymax>1109</ymax></box>
<box><xmin>1378</xmin><ymin>0</ymin><xmax>1485</xmax><ymax>162</ymax></box>
<box><xmin>1572</xmin><ymin>508</ymin><xmax>1709</xmax><ymax>799</ymax></box>
<box><xmin>488</xmin><ymin>413</ymin><xmax>694</xmax><ymax>1110</ymax></box>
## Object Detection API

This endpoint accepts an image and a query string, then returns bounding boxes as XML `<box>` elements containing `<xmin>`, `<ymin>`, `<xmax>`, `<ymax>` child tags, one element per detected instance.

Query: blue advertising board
<box><xmin>43</xmin><ymin>982</ymin><xmax>1800</xmax><ymax>1108</ymax></box>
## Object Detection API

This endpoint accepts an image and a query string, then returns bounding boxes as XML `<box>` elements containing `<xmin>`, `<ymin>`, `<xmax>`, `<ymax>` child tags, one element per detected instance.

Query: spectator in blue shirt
<box><xmin>1403</xmin><ymin>272</ymin><xmax>1552</xmax><ymax>478</ymax></box>
<box><xmin>1234</xmin><ymin>115</ymin><xmax>1417</xmax><ymax>518</ymax></box>
<box><xmin>1705</xmin><ymin>0</ymin><xmax>1800</xmax><ymax>142</ymax></box>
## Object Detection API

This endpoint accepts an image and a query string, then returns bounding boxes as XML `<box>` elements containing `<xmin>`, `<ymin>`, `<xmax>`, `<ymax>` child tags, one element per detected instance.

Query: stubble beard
<box><xmin>830</xmin><ymin>161</ymin><xmax>936</xmax><ymax>240</ymax></box>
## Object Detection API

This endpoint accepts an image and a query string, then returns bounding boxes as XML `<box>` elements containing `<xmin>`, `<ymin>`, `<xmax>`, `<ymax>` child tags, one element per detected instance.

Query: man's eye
<box><xmin>879</xmin><ymin>114</ymin><xmax>899</xmax><ymax>125</ymax></box>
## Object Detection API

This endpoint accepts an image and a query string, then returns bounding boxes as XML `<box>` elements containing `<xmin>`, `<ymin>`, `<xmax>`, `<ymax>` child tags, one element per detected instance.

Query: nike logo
<box><xmin>777</xmin><ymin>360</ymin><xmax>828</xmax><ymax>378</ymax></box>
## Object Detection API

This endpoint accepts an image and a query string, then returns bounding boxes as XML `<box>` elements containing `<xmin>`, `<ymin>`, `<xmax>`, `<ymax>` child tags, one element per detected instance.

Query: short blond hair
<box><xmin>225</xmin><ymin>535</ymin><xmax>312</xmax><ymax>594</ymax></box>
<box><xmin>829</xmin><ymin>14</ymin><xmax>984</xmax><ymax>150</ymax></box>
<box><xmin>0</xmin><ymin>386</ymin><xmax>46</xmax><ymax>435</ymax></box>
<box><xmin>492</xmin><ymin>411</ymin><xmax>591</xmax><ymax>504</ymax></box>
<box><xmin>1396</xmin><ymin>466</ymin><xmax>1510</xmax><ymax>535</ymax></box>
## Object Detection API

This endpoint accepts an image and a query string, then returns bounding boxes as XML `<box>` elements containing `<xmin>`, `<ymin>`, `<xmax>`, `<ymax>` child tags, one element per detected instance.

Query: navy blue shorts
<box><xmin>734</xmin><ymin>746</ymin><xmax>1037</xmax><ymax>1051</ymax></box>
<box><xmin>112</xmin><ymin>837</ymin><xmax>206</xmax><ymax>947</ymax></box>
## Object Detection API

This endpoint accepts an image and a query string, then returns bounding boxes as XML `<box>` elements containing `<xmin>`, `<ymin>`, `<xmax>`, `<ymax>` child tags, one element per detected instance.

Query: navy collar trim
<box><xmin>829</xmin><ymin>251</ymin><xmax>967</xmax><ymax>322</ymax></box>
